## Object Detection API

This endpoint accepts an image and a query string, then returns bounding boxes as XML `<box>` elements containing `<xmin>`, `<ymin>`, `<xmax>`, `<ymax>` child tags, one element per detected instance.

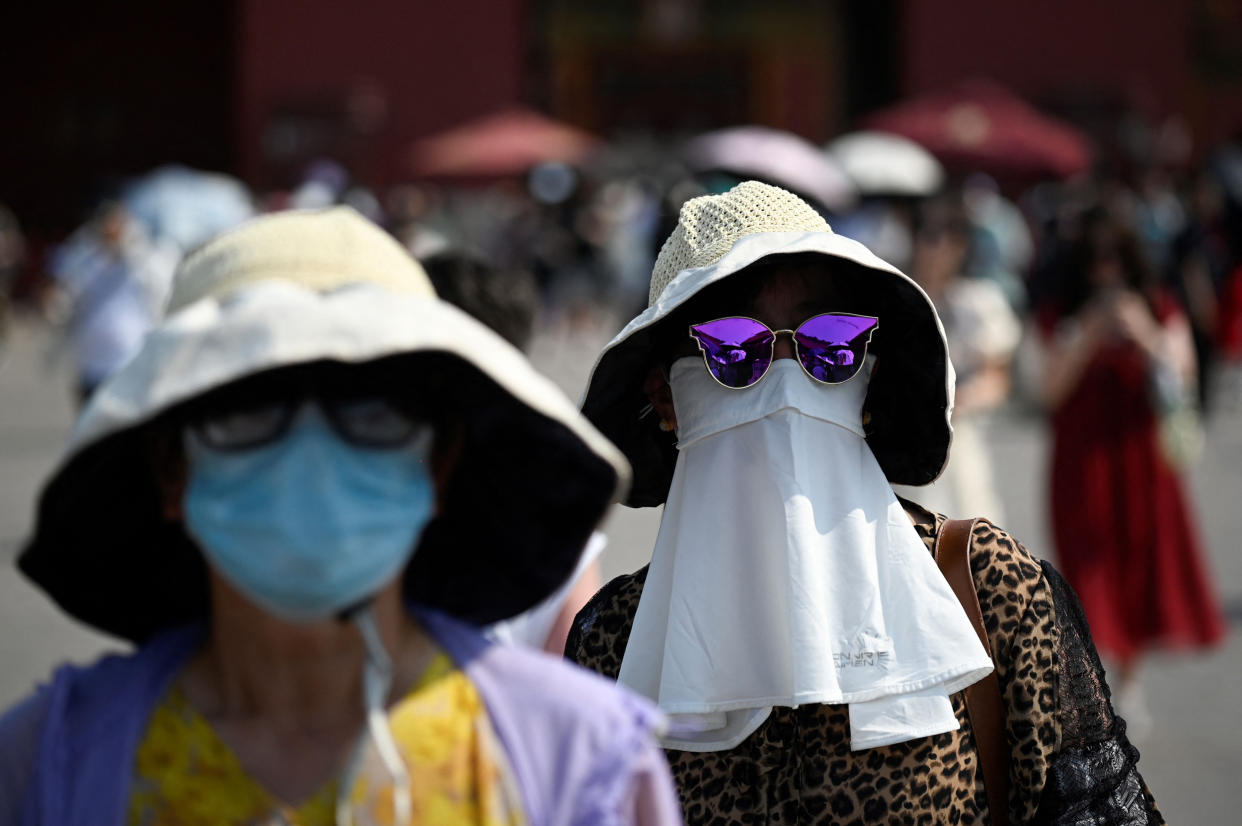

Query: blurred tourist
<box><xmin>420</xmin><ymin>247</ymin><xmax>540</xmax><ymax>352</ymax></box>
<box><xmin>1170</xmin><ymin>173</ymin><xmax>1234</xmax><ymax>410</ymax></box>
<box><xmin>0</xmin><ymin>204</ymin><xmax>25</xmax><ymax>355</ymax></box>
<box><xmin>47</xmin><ymin>202</ymin><xmax>178</xmax><ymax>404</ymax></box>
<box><xmin>0</xmin><ymin>204</ymin><xmax>23</xmax><ymax>297</ymax></box>
<box><xmin>832</xmin><ymin>200</ymin><xmax>914</xmax><ymax>273</ymax></box>
<box><xmin>962</xmin><ymin>173</ymin><xmax>1032</xmax><ymax>312</ymax></box>
<box><xmin>0</xmin><ymin>208</ymin><xmax>680</xmax><ymax>825</ymax></box>
<box><xmin>896</xmin><ymin>198</ymin><xmax>1020</xmax><ymax>522</ymax></box>
<box><xmin>420</xmin><ymin>246</ymin><xmax>605</xmax><ymax>654</ymax></box>
<box><xmin>1132</xmin><ymin>165</ymin><xmax>1186</xmax><ymax>277</ymax></box>
<box><xmin>1036</xmin><ymin>209</ymin><xmax>1226</xmax><ymax>731</ymax></box>
<box><xmin>1215</xmin><ymin>258</ymin><xmax>1242</xmax><ymax>407</ymax></box>
<box><xmin>122</xmin><ymin>165</ymin><xmax>256</xmax><ymax>254</ymax></box>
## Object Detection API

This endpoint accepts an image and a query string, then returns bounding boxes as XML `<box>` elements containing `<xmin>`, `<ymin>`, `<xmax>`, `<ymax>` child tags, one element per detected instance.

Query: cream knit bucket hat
<box><xmin>646</xmin><ymin>180</ymin><xmax>833</xmax><ymax>304</ymax></box>
<box><xmin>581</xmin><ymin>181</ymin><xmax>955</xmax><ymax>507</ymax></box>
<box><xmin>22</xmin><ymin>207</ymin><xmax>631</xmax><ymax>641</ymax></box>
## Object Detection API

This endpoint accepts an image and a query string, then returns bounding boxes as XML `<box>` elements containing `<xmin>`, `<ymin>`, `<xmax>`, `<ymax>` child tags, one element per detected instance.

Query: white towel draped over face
<box><xmin>618</xmin><ymin>356</ymin><xmax>994</xmax><ymax>752</ymax></box>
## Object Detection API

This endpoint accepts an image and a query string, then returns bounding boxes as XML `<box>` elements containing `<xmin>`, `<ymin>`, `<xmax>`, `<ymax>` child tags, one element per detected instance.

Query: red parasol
<box><xmin>864</xmin><ymin>80</ymin><xmax>1091</xmax><ymax>180</ymax></box>
<box><xmin>406</xmin><ymin>107</ymin><xmax>601</xmax><ymax>179</ymax></box>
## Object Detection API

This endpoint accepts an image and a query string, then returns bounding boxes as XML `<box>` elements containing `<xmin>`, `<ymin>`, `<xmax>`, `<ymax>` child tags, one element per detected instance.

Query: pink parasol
<box><xmin>407</xmin><ymin>108</ymin><xmax>601</xmax><ymax>179</ymax></box>
<box><xmin>685</xmin><ymin>126</ymin><xmax>858</xmax><ymax>214</ymax></box>
<box><xmin>864</xmin><ymin>80</ymin><xmax>1091</xmax><ymax>180</ymax></box>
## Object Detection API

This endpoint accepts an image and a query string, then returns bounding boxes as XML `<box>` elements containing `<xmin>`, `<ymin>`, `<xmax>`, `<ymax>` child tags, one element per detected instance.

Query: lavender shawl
<box><xmin>0</xmin><ymin>609</ymin><xmax>677</xmax><ymax>825</ymax></box>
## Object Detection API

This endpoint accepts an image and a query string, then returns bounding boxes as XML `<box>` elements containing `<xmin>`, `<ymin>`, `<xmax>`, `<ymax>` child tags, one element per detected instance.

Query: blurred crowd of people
<box><xmin>5</xmin><ymin>114</ymin><xmax>1242</xmax><ymax>414</ymax></box>
<box><xmin>1</xmin><ymin>95</ymin><xmax>1236</xmax><ymax>767</ymax></box>
<box><xmin>6</xmin><ymin>73</ymin><xmax>1242</xmax><ymax>821</ymax></box>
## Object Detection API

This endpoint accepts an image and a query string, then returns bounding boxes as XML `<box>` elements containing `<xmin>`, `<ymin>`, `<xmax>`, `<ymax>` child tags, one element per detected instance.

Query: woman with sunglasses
<box><xmin>0</xmin><ymin>208</ymin><xmax>682</xmax><ymax>825</ymax></box>
<box><xmin>567</xmin><ymin>182</ymin><xmax>1162</xmax><ymax>824</ymax></box>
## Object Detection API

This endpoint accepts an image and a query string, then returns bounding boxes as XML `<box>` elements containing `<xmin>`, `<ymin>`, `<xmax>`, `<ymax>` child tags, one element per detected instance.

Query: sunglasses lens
<box><xmin>690</xmin><ymin>317</ymin><xmax>775</xmax><ymax>388</ymax></box>
<box><xmin>794</xmin><ymin>314</ymin><xmax>879</xmax><ymax>384</ymax></box>
<box><xmin>325</xmin><ymin>397</ymin><xmax>422</xmax><ymax>447</ymax></box>
<box><xmin>193</xmin><ymin>402</ymin><xmax>293</xmax><ymax>451</ymax></box>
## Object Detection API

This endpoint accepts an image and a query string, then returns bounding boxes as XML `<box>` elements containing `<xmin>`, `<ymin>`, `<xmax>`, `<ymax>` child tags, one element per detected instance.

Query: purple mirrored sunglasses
<box><xmin>688</xmin><ymin>313</ymin><xmax>879</xmax><ymax>389</ymax></box>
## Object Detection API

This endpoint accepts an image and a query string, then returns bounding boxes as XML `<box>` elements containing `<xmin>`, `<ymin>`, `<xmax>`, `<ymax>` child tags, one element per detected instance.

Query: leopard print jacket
<box><xmin>566</xmin><ymin>504</ymin><xmax>1164</xmax><ymax>825</ymax></box>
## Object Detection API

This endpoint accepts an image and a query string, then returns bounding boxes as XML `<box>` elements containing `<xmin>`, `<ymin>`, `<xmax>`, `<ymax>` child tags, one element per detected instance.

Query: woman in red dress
<box><xmin>1038</xmin><ymin>211</ymin><xmax>1226</xmax><ymax>720</ymax></box>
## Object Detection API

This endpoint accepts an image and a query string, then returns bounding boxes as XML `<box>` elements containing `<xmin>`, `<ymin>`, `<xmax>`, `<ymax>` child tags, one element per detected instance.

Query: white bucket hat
<box><xmin>580</xmin><ymin>181</ymin><xmax>954</xmax><ymax>506</ymax></box>
<box><xmin>20</xmin><ymin>207</ymin><xmax>630</xmax><ymax>642</ymax></box>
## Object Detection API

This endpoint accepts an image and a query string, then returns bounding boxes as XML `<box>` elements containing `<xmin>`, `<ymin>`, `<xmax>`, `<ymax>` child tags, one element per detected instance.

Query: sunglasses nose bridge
<box><xmin>771</xmin><ymin>328</ymin><xmax>797</xmax><ymax>361</ymax></box>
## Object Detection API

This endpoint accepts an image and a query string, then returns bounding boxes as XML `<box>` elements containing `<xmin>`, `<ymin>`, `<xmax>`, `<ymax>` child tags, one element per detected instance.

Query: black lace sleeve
<box><xmin>564</xmin><ymin>568</ymin><xmax>638</xmax><ymax>664</ymax></box>
<box><xmin>563</xmin><ymin>584</ymin><xmax>604</xmax><ymax>664</ymax></box>
<box><xmin>564</xmin><ymin>568</ymin><xmax>648</xmax><ymax>680</ymax></box>
<box><xmin>1034</xmin><ymin>561</ymin><xmax>1164</xmax><ymax>825</ymax></box>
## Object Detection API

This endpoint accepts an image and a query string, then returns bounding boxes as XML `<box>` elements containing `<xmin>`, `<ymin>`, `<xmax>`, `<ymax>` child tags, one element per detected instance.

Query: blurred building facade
<box><xmin>4</xmin><ymin>0</ymin><xmax>1241</xmax><ymax>236</ymax></box>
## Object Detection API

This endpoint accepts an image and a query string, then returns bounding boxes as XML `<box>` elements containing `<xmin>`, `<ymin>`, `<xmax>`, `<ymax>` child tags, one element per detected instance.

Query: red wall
<box><xmin>902</xmin><ymin>0</ymin><xmax>1185</xmax><ymax>105</ymax></box>
<box><xmin>236</xmin><ymin>0</ymin><xmax>526</xmax><ymax>187</ymax></box>
<box><xmin>1</xmin><ymin>2</ymin><xmax>234</xmax><ymax>234</ymax></box>
<box><xmin>900</xmin><ymin>0</ymin><xmax>1242</xmax><ymax>145</ymax></box>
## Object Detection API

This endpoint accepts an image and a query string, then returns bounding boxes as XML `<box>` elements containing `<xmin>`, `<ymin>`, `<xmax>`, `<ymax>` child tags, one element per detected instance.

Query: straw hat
<box><xmin>581</xmin><ymin>181</ymin><xmax>954</xmax><ymax>506</ymax></box>
<box><xmin>20</xmin><ymin>207</ymin><xmax>630</xmax><ymax>642</ymax></box>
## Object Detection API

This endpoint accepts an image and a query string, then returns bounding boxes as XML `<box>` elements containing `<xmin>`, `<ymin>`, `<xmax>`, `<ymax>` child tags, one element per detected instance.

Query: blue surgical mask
<box><xmin>182</xmin><ymin>404</ymin><xmax>435</xmax><ymax>622</ymax></box>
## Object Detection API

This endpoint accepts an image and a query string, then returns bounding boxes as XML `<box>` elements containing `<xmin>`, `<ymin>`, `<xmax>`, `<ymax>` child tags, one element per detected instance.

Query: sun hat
<box><xmin>20</xmin><ymin>207</ymin><xmax>630</xmax><ymax>642</ymax></box>
<box><xmin>580</xmin><ymin>181</ymin><xmax>954</xmax><ymax>507</ymax></box>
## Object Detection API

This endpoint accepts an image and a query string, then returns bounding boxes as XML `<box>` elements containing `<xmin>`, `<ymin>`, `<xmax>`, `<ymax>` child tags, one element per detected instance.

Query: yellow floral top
<box><xmin>127</xmin><ymin>653</ymin><xmax>526</xmax><ymax>826</ymax></box>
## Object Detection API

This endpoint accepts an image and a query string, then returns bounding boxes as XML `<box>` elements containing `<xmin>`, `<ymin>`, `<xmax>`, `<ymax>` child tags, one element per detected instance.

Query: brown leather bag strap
<box><xmin>934</xmin><ymin>518</ymin><xmax>1010</xmax><ymax>826</ymax></box>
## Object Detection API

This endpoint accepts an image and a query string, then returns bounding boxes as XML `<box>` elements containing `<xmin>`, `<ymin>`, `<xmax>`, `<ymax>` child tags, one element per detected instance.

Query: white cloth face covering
<box><xmin>618</xmin><ymin>356</ymin><xmax>994</xmax><ymax>752</ymax></box>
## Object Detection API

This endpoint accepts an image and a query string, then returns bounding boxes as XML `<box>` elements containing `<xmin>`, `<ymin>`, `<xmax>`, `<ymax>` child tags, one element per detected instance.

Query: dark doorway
<box><xmin>0</xmin><ymin>1</ymin><xmax>236</xmax><ymax>238</ymax></box>
<box><xmin>839</xmin><ymin>0</ymin><xmax>899</xmax><ymax>124</ymax></box>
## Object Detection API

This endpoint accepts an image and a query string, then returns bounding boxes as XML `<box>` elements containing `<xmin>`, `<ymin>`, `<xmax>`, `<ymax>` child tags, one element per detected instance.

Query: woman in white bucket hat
<box><xmin>567</xmin><ymin>182</ymin><xmax>1161</xmax><ymax>824</ymax></box>
<box><xmin>0</xmin><ymin>208</ymin><xmax>682</xmax><ymax>826</ymax></box>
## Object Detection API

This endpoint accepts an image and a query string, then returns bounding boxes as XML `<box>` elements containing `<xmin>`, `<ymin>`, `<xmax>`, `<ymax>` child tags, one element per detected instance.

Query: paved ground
<box><xmin>0</xmin><ymin>319</ymin><xmax>125</xmax><ymax>704</ymax></box>
<box><xmin>2</xmin><ymin>311</ymin><xmax>1239</xmax><ymax>820</ymax></box>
